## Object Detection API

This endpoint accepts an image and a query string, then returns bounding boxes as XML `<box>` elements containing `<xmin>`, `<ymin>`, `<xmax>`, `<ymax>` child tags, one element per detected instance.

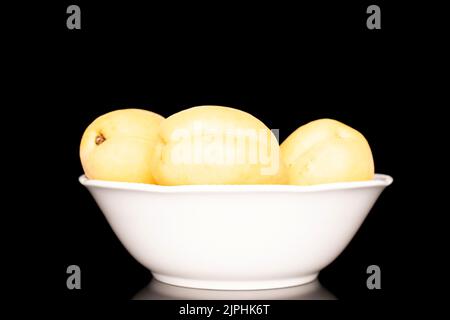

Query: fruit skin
<box><xmin>80</xmin><ymin>109</ymin><xmax>164</xmax><ymax>184</ymax></box>
<box><xmin>280</xmin><ymin>119</ymin><xmax>374</xmax><ymax>185</ymax></box>
<box><xmin>153</xmin><ymin>105</ymin><xmax>287</xmax><ymax>185</ymax></box>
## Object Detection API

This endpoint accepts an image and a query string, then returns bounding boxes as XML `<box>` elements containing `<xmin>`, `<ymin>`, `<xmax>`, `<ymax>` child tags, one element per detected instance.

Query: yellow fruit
<box><xmin>280</xmin><ymin>119</ymin><xmax>374</xmax><ymax>185</ymax></box>
<box><xmin>80</xmin><ymin>109</ymin><xmax>164</xmax><ymax>183</ymax></box>
<box><xmin>153</xmin><ymin>105</ymin><xmax>287</xmax><ymax>185</ymax></box>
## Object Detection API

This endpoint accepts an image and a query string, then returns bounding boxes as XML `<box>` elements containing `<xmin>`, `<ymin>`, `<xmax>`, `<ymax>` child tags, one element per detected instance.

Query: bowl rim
<box><xmin>79</xmin><ymin>174</ymin><xmax>393</xmax><ymax>193</ymax></box>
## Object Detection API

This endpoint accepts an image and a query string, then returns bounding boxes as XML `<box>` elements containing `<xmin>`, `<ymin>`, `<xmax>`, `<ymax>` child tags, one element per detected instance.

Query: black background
<box><xmin>9</xmin><ymin>0</ymin><xmax>440</xmax><ymax>309</ymax></box>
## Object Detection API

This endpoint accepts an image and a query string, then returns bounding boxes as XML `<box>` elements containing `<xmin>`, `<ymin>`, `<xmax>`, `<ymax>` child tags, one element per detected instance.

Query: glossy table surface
<box><xmin>132</xmin><ymin>279</ymin><xmax>336</xmax><ymax>300</ymax></box>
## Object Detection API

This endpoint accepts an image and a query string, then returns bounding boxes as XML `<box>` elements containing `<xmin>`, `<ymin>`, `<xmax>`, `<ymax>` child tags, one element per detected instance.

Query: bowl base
<box><xmin>152</xmin><ymin>273</ymin><xmax>319</xmax><ymax>291</ymax></box>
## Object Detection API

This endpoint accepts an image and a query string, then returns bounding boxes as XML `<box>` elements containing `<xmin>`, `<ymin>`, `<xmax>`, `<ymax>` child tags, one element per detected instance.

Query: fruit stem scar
<box><xmin>95</xmin><ymin>133</ymin><xmax>106</xmax><ymax>145</ymax></box>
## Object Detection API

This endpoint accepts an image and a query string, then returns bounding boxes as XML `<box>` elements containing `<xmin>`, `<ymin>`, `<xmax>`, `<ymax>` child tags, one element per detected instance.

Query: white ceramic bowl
<box><xmin>79</xmin><ymin>174</ymin><xmax>392</xmax><ymax>290</ymax></box>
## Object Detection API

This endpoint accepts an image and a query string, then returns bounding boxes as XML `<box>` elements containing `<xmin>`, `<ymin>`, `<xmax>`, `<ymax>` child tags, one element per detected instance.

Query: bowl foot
<box><xmin>152</xmin><ymin>273</ymin><xmax>319</xmax><ymax>290</ymax></box>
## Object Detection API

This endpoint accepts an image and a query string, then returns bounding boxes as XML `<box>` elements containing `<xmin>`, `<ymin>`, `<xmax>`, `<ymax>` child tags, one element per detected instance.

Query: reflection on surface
<box><xmin>132</xmin><ymin>279</ymin><xmax>336</xmax><ymax>300</ymax></box>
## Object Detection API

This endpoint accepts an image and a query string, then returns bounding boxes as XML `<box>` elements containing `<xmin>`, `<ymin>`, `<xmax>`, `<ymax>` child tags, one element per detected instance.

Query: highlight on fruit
<box><xmin>80</xmin><ymin>106</ymin><xmax>374</xmax><ymax>185</ymax></box>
